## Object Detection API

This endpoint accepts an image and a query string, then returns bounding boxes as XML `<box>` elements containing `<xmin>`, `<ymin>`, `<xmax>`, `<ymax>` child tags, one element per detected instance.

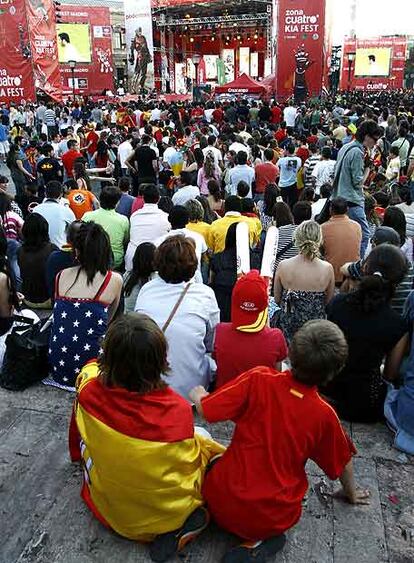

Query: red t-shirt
<box><xmin>307</xmin><ymin>135</ymin><xmax>318</xmax><ymax>145</ymax></box>
<box><xmin>214</xmin><ymin>324</ymin><xmax>287</xmax><ymax>388</ymax></box>
<box><xmin>212</xmin><ymin>108</ymin><xmax>224</xmax><ymax>123</ymax></box>
<box><xmin>275</xmin><ymin>129</ymin><xmax>287</xmax><ymax>144</ymax></box>
<box><xmin>254</xmin><ymin>162</ymin><xmax>280</xmax><ymax>193</ymax></box>
<box><xmin>191</xmin><ymin>107</ymin><xmax>204</xmax><ymax>120</ymax></box>
<box><xmin>62</xmin><ymin>149</ymin><xmax>82</xmax><ymax>178</ymax></box>
<box><xmin>131</xmin><ymin>195</ymin><xmax>145</xmax><ymax>215</ymax></box>
<box><xmin>296</xmin><ymin>146</ymin><xmax>310</xmax><ymax>165</ymax></box>
<box><xmin>202</xmin><ymin>369</ymin><xmax>356</xmax><ymax>541</ymax></box>
<box><xmin>86</xmin><ymin>131</ymin><xmax>99</xmax><ymax>156</ymax></box>
<box><xmin>271</xmin><ymin>106</ymin><xmax>282</xmax><ymax>124</ymax></box>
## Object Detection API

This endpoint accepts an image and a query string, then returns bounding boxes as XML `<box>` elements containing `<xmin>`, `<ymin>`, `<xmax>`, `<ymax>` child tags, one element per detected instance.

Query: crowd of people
<box><xmin>1</xmin><ymin>90</ymin><xmax>414</xmax><ymax>562</ymax></box>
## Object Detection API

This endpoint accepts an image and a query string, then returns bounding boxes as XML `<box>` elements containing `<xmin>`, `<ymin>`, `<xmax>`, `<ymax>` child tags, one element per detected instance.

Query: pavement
<box><xmin>1</xmin><ymin>384</ymin><xmax>414</xmax><ymax>563</ymax></box>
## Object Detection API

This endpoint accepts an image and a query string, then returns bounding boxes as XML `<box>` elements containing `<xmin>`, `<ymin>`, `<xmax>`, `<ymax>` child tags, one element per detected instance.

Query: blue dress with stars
<box><xmin>48</xmin><ymin>271</ymin><xmax>112</xmax><ymax>390</ymax></box>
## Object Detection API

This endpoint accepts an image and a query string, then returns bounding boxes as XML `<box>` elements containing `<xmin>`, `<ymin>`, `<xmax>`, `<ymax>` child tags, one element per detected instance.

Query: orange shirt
<box><xmin>67</xmin><ymin>189</ymin><xmax>95</xmax><ymax>219</ymax></box>
<box><xmin>202</xmin><ymin>369</ymin><xmax>355</xmax><ymax>541</ymax></box>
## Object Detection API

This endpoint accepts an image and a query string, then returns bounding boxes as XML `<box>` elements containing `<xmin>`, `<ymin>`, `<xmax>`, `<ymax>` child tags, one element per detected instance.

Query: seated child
<box><xmin>69</xmin><ymin>313</ymin><xmax>225</xmax><ymax>562</ymax></box>
<box><xmin>214</xmin><ymin>270</ymin><xmax>287</xmax><ymax>388</ymax></box>
<box><xmin>190</xmin><ymin>320</ymin><xmax>369</xmax><ymax>563</ymax></box>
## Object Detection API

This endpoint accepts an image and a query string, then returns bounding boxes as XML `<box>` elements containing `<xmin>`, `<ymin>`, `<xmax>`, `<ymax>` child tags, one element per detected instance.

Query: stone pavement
<box><xmin>1</xmin><ymin>384</ymin><xmax>414</xmax><ymax>563</ymax></box>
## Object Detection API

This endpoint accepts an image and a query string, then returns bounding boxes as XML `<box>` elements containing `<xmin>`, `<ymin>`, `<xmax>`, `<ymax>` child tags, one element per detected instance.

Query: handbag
<box><xmin>0</xmin><ymin>315</ymin><xmax>52</xmax><ymax>391</ymax></box>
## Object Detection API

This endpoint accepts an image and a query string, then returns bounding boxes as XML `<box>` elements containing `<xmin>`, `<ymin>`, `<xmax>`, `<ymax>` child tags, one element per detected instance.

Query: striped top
<box><xmin>303</xmin><ymin>154</ymin><xmax>321</xmax><ymax>189</ymax></box>
<box><xmin>274</xmin><ymin>224</ymin><xmax>298</xmax><ymax>273</ymax></box>
<box><xmin>44</xmin><ymin>109</ymin><xmax>56</xmax><ymax>126</ymax></box>
<box><xmin>1</xmin><ymin>211</ymin><xmax>23</xmax><ymax>240</ymax></box>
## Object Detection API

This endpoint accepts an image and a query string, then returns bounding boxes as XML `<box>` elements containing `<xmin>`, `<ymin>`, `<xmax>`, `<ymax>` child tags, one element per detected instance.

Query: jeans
<box><xmin>7</xmin><ymin>238</ymin><xmax>21</xmax><ymax>291</ymax></box>
<box><xmin>280</xmin><ymin>183</ymin><xmax>298</xmax><ymax>209</ymax></box>
<box><xmin>347</xmin><ymin>205</ymin><xmax>370</xmax><ymax>258</ymax></box>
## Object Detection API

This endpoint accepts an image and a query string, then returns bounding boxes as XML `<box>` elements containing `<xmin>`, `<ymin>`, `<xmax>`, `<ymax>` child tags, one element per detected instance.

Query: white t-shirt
<box><xmin>202</xmin><ymin>146</ymin><xmax>223</xmax><ymax>166</ymax></box>
<box><xmin>155</xmin><ymin>227</ymin><xmax>207</xmax><ymax>284</ymax></box>
<box><xmin>163</xmin><ymin>146</ymin><xmax>178</xmax><ymax>166</ymax></box>
<box><xmin>311</xmin><ymin>160</ymin><xmax>336</xmax><ymax>194</ymax></box>
<box><xmin>135</xmin><ymin>277</ymin><xmax>219</xmax><ymax>400</ymax></box>
<box><xmin>386</xmin><ymin>157</ymin><xmax>401</xmax><ymax>181</ymax></box>
<box><xmin>117</xmin><ymin>140</ymin><xmax>133</xmax><ymax>168</ymax></box>
<box><xmin>172</xmin><ymin>185</ymin><xmax>200</xmax><ymax>206</ymax></box>
<box><xmin>283</xmin><ymin>106</ymin><xmax>297</xmax><ymax>128</ymax></box>
<box><xmin>229</xmin><ymin>142</ymin><xmax>250</xmax><ymax>157</ymax></box>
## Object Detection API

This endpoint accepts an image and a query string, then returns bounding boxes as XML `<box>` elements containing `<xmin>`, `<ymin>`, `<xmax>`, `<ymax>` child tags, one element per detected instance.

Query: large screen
<box><xmin>56</xmin><ymin>24</ymin><xmax>92</xmax><ymax>63</ymax></box>
<box><xmin>354</xmin><ymin>48</ymin><xmax>391</xmax><ymax>77</ymax></box>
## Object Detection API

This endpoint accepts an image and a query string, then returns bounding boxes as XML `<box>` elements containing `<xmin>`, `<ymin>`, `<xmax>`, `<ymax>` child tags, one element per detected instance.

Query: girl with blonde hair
<box><xmin>274</xmin><ymin>220</ymin><xmax>335</xmax><ymax>341</ymax></box>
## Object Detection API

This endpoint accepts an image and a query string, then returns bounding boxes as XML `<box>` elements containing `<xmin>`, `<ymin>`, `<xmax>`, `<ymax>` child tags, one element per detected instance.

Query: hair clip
<box><xmin>373</xmin><ymin>271</ymin><xmax>383</xmax><ymax>277</ymax></box>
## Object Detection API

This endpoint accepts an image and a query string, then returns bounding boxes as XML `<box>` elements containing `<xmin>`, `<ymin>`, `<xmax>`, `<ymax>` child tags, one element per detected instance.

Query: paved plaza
<box><xmin>0</xmin><ymin>384</ymin><xmax>413</xmax><ymax>563</ymax></box>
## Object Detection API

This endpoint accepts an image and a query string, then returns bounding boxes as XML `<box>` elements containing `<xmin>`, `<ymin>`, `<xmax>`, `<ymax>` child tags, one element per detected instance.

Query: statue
<box><xmin>294</xmin><ymin>44</ymin><xmax>314</xmax><ymax>104</ymax></box>
<box><xmin>129</xmin><ymin>28</ymin><xmax>152</xmax><ymax>94</ymax></box>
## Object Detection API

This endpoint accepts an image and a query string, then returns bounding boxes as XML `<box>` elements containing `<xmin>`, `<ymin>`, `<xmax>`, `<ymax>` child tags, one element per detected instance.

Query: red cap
<box><xmin>231</xmin><ymin>270</ymin><xmax>268</xmax><ymax>333</ymax></box>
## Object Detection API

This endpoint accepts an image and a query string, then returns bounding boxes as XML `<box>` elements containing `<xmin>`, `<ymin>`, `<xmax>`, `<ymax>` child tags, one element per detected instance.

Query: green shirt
<box><xmin>83</xmin><ymin>208</ymin><xmax>129</xmax><ymax>268</ymax></box>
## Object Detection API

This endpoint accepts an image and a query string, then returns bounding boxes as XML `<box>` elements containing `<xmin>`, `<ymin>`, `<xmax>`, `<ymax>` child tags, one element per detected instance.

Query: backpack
<box><xmin>379</xmin><ymin>136</ymin><xmax>390</xmax><ymax>168</ymax></box>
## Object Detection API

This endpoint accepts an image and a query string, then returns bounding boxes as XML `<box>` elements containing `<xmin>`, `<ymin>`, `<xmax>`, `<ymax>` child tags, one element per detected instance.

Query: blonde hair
<box><xmin>294</xmin><ymin>220</ymin><xmax>322</xmax><ymax>261</ymax></box>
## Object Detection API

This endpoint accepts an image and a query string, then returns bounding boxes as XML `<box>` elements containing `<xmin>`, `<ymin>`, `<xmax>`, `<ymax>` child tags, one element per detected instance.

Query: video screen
<box><xmin>354</xmin><ymin>47</ymin><xmax>391</xmax><ymax>77</ymax></box>
<box><xmin>56</xmin><ymin>24</ymin><xmax>92</xmax><ymax>64</ymax></box>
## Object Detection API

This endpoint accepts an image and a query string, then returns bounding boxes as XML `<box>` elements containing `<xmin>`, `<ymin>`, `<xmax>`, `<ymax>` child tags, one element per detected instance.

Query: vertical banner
<box><xmin>217</xmin><ymin>58</ymin><xmax>225</xmax><ymax>86</ymax></box>
<box><xmin>204</xmin><ymin>55</ymin><xmax>218</xmax><ymax>80</ymax></box>
<box><xmin>26</xmin><ymin>0</ymin><xmax>62</xmax><ymax>101</ymax></box>
<box><xmin>222</xmin><ymin>49</ymin><xmax>235</xmax><ymax>83</ymax></box>
<box><xmin>58</xmin><ymin>7</ymin><xmax>114</xmax><ymax>97</ymax></box>
<box><xmin>124</xmin><ymin>0</ymin><xmax>154</xmax><ymax>93</ymax></box>
<box><xmin>276</xmin><ymin>0</ymin><xmax>326</xmax><ymax>101</ymax></box>
<box><xmin>174</xmin><ymin>63</ymin><xmax>186</xmax><ymax>94</ymax></box>
<box><xmin>239</xmin><ymin>47</ymin><xmax>250</xmax><ymax>75</ymax></box>
<box><xmin>0</xmin><ymin>0</ymin><xmax>36</xmax><ymax>102</ymax></box>
<box><xmin>250</xmin><ymin>53</ymin><xmax>259</xmax><ymax>77</ymax></box>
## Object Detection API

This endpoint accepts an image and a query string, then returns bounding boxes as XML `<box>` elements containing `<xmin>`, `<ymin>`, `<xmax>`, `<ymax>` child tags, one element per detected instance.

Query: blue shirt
<box><xmin>0</xmin><ymin>124</ymin><xmax>7</xmax><ymax>142</ymax></box>
<box><xmin>278</xmin><ymin>156</ymin><xmax>302</xmax><ymax>187</ymax></box>
<box><xmin>116</xmin><ymin>193</ymin><xmax>135</xmax><ymax>218</ymax></box>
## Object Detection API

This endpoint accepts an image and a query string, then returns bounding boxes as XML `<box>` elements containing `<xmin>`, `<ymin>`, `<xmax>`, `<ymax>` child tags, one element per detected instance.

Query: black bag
<box><xmin>0</xmin><ymin>315</ymin><xmax>52</xmax><ymax>391</ymax></box>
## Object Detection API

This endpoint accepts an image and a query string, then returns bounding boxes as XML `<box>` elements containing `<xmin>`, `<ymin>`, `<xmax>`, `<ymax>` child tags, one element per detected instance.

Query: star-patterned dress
<box><xmin>46</xmin><ymin>271</ymin><xmax>112</xmax><ymax>391</ymax></box>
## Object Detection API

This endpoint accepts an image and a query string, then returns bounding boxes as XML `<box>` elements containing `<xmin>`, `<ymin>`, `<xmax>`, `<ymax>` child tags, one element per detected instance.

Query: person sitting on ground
<box><xmin>172</xmin><ymin>170</ymin><xmax>200</xmax><ymax>207</ymax></box>
<box><xmin>34</xmin><ymin>180</ymin><xmax>76</xmax><ymax>248</ymax></box>
<box><xmin>185</xmin><ymin>199</ymin><xmax>212</xmax><ymax>250</ymax></box>
<box><xmin>17</xmin><ymin>213</ymin><xmax>58</xmax><ymax>309</ymax></box>
<box><xmin>46</xmin><ymin>220</ymin><xmax>82</xmax><ymax>298</ymax></box>
<box><xmin>123</xmin><ymin>242</ymin><xmax>156</xmax><ymax>313</ymax></box>
<box><xmin>311</xmin><ymin>183</ymin><xmax>331</xmax><ymax>219</ymax></box>
<box><xmin>273</xmin><ymin>201</ymin><xmax>312</xmax><ymax>273</ymax></box>
<box><xmin>190</xmin><ymin>320</ymin><xmax>369</xmax><ymax>563</ymax></box>
<box><xmin>274</xmin><ymin>220</ymin><xmax>335</xmax><ymax>342</ymax></box>
<box><xmin>47</xmin><ymin>222</ymin><xmax>122</xmax><ymax>391</ymax></box>
<box><xmin>135</xmin><ymin>236</ymin><xmax>220</xmax><ymax>400</ymax></box>
<box><xmin>155</xmin><ymin>205</ymin><xmax>207</xmax><ymax>284</ymax></box>
<box><xmin>372</xmin><ymin>190</ymin><xmax>390</xmax><ymax>221</ymax></box>
<box><xmin>210</xmin><ymin>223</ymin><xmax>261</xmax><ymax>322</ymax></box>
<box><xmin>116</xmin><ymin>176</ymin><xmax>135</xmax><ymax>218</ymax></box>
<box><xmin>209</xmin><ymin>196</ymin><xmax>261</xmax><ymax>254</ymax></box>
<box><xmin>0</xmin><ymin>192</ymin><xmax>24</xmax><ymax>241</ymax></box>
<box><xmin>0</xmin><ymin>225</ymin><xmax>21</xmax><ymax>337</ymax></box>
<box><xmin>321</xmin><ymin>197</ymin><xmax>362</xmax><ymax>284</ymax></box>
<box><xmin>206</xmin><ymin>179</ymin><xmax>224</xmax><ymax>217</ymax></box>
<box><xmin>383</xmin><ymin>206</ymin><xmax>413</xmax><ymax>263</ymax></box>
<box><xmin>69</xmin><ymin>313</ymin><xmax>225</xmax><ymax>561</ymax></box>
<box><xmin>214</xmin><ymin>270</ymin><xmax>287</xmax><ymax>389</ymax></box>
<box><xmin>325</xmin><ymin>243</ymin><xmax>408</xmax><ymax>422</ymax></box>
<box><xmin>83</xmin><ymin>185</ymin><xmax>129</xmax><ymax>271</ymax></box>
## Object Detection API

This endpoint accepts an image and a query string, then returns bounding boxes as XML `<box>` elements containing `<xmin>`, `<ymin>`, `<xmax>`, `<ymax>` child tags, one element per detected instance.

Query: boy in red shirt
<box><xmin>214</xmin><ymin>270</ymin><xmax>287</xmax><ymax>388</ymax></box>
<box><xmin>191</xmin><ymin>320</ymin><xmax>369</xmax><ymax>562</ymax></box>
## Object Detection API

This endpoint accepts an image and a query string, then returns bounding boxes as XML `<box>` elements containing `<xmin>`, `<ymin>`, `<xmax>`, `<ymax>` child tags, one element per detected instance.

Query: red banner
<box><xmin>340</xmin><ymin>37</ymin><xmax>407</xmax><ymax>92</ymax></box>
<box><xmin>26</xmin><ymin>0</ymin><xmax>62</xmax><ymax>101</ymax></box>
<box><xmin>0</xmin><ymin>0</ymin><xmax>36</xmax><ymax>102</ymax></box>
<box><xmin>276</xmin><ymin>0</ymin><xmax>327</xmax><ymax>101</ymax></box>
<box><xmin>59</xmin><ymin>6</ymin><xmax>114</xmax><ymax>97</ymax></box>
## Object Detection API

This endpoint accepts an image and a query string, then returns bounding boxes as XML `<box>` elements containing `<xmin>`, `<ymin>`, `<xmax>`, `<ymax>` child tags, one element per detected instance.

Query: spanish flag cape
<box><xmin>69</xmin><ymin>362</ymin><xmax>225</xmax><ymax>542</ymax></box>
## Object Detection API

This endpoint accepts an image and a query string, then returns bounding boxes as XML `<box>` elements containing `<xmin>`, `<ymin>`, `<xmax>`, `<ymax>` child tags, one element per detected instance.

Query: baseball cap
<box><xmin>372</xmin><ymin>226</ymin><xmax>400</xmax><ymax>247</ymax></box>
<box><xmin>231</xmin><ymin>270</ymin><xmax>268</xmax><ymax>333</ymax></box>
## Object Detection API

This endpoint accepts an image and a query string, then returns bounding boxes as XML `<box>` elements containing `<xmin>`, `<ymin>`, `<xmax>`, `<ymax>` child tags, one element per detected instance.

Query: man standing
<box><xmin>37</xmin><ymin>144</ymin><xmax>62</xmax><ymax>191</ymax></box>
<box><xmin>125</xmin><ymin>134</ymin><xmax>158</xmax><ymax>196</ymax></box>
<box><xmin>254</xmin><ymin>148</ymin><xmax>279</xmax><ymax>200</ymax></box>
<box><xmin>278</xmin><ymin>144</ymin><xmax>302</xmax><ymax>208</ymax></box>
<box><xmin>44</xmin><ymin>103</ymin><xmax>57</xmax><ymax>140</ymax></box>
<box><xmin>283</xmin><ymin>101</ymin><xmax>297</xmax><ymax>130</ymax></box>
<box><xmin>332</xmin><ymin>120</ymin><xmax>381</xmax><ymax>257</ymax></box>
<box><xmin>117</xmin><ymin>133</ymin><xmax>133</xmax><ymax>177</ymax></box>
<box><xmin>321</xmin><ymin>197</ymin><xmax>361</xmax><ymax>285</ymax></box>
<box><xmin>228</xmin><ymin>151</ymin><xmax>255</xmax><ymax>198</ymax></box>
<box><xmin>311</xmin><ymin>147</ymin><xmax>336</xmax><ymax>195</ymax></box>
<box><xmin>61</xmin><ymin>140</ymin><xmax>82</xmax><ymax>179</ymax></box>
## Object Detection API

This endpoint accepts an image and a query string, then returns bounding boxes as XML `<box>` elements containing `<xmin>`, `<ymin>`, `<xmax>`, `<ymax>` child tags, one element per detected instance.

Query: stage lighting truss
<box><xmin>154</xmin><ymin>13</ymin><xmax>270</xmax><ymax>29</ymax></box>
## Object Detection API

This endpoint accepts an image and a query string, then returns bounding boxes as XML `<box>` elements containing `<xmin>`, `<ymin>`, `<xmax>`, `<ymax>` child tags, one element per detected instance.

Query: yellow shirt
<box><xmin>209</xmin><ymin>213</ymin><xmax>261</xmax><ymax>254</ymax></box>
<box><xmin>187</xmin><ymin>221</ymin><xmax>212</xmax><ymax>248</ymax></box>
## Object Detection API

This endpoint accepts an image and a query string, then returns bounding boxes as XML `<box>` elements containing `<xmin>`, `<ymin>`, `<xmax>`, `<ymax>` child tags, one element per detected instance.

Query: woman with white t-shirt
<box><xmin>135</xmin><ymin>235</ymin><xmax>219</xmax><ymax>400</ymax></box>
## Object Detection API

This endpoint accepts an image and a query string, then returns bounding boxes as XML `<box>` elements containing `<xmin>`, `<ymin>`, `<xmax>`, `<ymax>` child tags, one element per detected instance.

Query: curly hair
<box><xmin>155</xmin><ymin>235</ymin><xmax>197</xmax><ymax>283</ymax></box>
<box><xmin>294</xmin><ymin>220</ymin><xmax>322</xmax><ymax>261</ymax></box>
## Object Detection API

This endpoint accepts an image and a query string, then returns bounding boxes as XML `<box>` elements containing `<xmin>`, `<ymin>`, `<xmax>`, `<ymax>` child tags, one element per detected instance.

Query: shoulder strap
<box><xmin>332</xmin><ymin>144</ymin><xmax>362</xmax><ymax>189</ymax></box>
<box><xmin>54</xmin><ymin>270</ymin><xmax>63</xmax><ymax>300</ymax></box>
<box><xmin>94</xmin><ymin>271</ymin><xmax>113</xmax><ymax>300</ymax></box>
<box><xmin>162</xmin><ymin>283</ymin><xmax>191</xmax><ymax>332</ymax></box>
<box><xmin>276</xmin><ymin>240</ymin><xmax>295</xmax><ymax>261</ymax></box>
